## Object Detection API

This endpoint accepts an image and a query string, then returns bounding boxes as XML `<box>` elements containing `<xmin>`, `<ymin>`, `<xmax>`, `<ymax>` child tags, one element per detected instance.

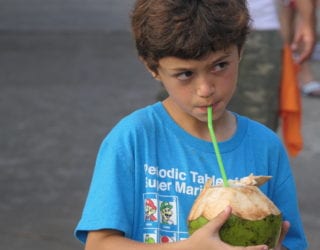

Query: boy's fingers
<box><xmin>204</xmin><ymin>206</ymin><xmax>232</xmax><ymax>232</ymax></box>
<box><xmin>209</xmin><ymin>206</ymin><xmax>269</xmax><ymax>250</ymax></box>
<box><xmin>244</xmin><ymin>246</ymin><xmax>268</xmax><ymax>250</ymax></box>
<box><xmin>277</xmin><ymin>221</ymin><xmax>290</xmax><ymax>246</ymax></box>
<box><xmin>202</xmin><ymin>206</ymin><xmax>269</xmax><ymax>250</ymax></box>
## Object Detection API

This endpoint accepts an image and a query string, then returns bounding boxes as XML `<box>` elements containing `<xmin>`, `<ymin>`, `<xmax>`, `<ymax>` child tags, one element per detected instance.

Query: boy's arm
<box><xmin>84</xmin><ymin>207</ymin><xmax>269</xmax><ymax>250</ymax></box>
<box><xmin>291</xmin><ymin>0</ymin><xmax>316</xmax><ymax>63</ymax></box>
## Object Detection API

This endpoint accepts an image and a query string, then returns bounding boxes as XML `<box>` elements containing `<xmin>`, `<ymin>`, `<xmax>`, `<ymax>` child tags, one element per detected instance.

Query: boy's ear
<box><xmin>139</xmin><ymin>57</ymin><xmax>160</xmax><ymax>80</ymax></box>
<box><xmin>148</xmin><ymin>69</ymin><xmax>160</xmax><ymax>80</ymax></box>
<box><xmin>239</xmin><ymin>47</ymin><xmax>244</xmax><ymax>61</ymax></box>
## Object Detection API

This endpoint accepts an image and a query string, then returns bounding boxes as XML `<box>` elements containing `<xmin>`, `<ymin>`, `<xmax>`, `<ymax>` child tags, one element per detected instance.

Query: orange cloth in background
<box><xmin>279</xmin><ymin>45</ymin><xmax>303</xmax><ymax>157</ymax></box>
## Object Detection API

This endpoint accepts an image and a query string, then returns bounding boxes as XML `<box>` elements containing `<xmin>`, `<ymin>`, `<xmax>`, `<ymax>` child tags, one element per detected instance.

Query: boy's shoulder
<box><xmin>120</xmin><ymin>102</ymin><xmax>161</xmax><ymax>124</ymax></box>
<box><xmin>101</xmin><ymin>103</ymin><xmax>162</xmax><ymax>147</ymax></box>
<box><xmin>110</xmin><ymin>102</ymin><xmax>163</xmax><ymax>134</ymax></box>
<box><xmin>236</xmin><ymin>113</ymin><xmax>282</xmax><ymax>145</ymax></box>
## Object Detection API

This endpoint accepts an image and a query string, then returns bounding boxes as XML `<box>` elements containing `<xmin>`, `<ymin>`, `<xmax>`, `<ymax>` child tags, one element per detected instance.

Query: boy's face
<box><xmin>155</xmin><ymin>45</ymin><xmax>241</xmax><ymax>124</ymax></box>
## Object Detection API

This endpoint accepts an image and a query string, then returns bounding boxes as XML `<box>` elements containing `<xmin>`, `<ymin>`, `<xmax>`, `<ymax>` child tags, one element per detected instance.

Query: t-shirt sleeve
<box><xmin>74</xmin><ymin>121</ymin><xmax>136</xmax><ymax>243</ymax></box>
<box><xmin>270</xmin><ymin>145</ymin><xmax>308</xmax><ymax>250</ymax></box>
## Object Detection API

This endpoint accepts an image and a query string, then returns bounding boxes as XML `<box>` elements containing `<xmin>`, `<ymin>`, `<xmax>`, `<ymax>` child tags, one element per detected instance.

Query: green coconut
<box><xmin>188</xmin><ymin>175</ymin><xmax>282</xmax><ymax>248</ymax></box>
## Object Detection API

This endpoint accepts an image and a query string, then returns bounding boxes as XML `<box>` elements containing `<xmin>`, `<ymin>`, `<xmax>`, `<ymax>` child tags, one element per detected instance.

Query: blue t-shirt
<box><xmin>75</xmin><ymin>102</ymin><xmax>308</xmax><ymax>249</ymax></box>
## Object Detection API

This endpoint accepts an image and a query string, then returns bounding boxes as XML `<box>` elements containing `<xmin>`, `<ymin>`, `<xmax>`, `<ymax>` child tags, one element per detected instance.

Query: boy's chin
<box><xmin>194</xmin><ymin>114</ymin><xmax>209</xmax><ymax>123</ymax></box>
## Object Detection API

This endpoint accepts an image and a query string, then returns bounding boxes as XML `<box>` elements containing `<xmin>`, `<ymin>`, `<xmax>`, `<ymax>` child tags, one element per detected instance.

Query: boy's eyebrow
<box><xmin>166</xmin><ymin>53</ymin><xmax>232</xmax><ymax>71</ymax></box>
<box><xmin>212</xmin><ymin>53</ymin><xmax>232</xmax><ymax>62</ymax></box>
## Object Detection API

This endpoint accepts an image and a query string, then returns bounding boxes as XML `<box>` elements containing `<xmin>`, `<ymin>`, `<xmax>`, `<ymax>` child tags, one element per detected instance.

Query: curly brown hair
<box><xmin>131</xmin><ymin>0</ymin><xmax>251</xmax><ymax>73</ymax></box>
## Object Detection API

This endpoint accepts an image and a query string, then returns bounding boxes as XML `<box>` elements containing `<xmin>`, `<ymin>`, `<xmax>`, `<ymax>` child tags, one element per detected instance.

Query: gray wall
<box><xmin>0</xmin><ymin>0</ymin><xmax>133</xmax><ymax>31</ymax></box>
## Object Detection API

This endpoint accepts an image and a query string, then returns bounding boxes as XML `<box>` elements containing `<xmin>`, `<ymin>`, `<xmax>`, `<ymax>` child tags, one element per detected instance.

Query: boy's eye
<box><xmin>213</xmin><ymin>61</ymin><xmax>229</xmax><ymax>72</ymax></box>
<box><xmin>176</xmin><ymin>70</ymin><xmax>193</xmax><ymax>80</ymax></box>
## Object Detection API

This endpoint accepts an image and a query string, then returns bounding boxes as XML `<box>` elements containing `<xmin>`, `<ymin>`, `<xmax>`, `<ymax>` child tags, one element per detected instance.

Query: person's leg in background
<box><xmin>228</xmin><ymin>31</ymin><xmax>283</xmax><ymax>131</ymax></box>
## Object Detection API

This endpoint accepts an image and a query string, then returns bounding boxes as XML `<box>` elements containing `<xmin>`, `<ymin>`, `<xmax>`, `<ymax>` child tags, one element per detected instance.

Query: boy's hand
<box><xmin>274</xmin><ymin>221</ymin><xmax>290</xmax><ymax>250</ymax></box>
<box><xmin>186</xmin><ymin>206</ymin><xmax>268</xmax><ymax>250</ymax></box>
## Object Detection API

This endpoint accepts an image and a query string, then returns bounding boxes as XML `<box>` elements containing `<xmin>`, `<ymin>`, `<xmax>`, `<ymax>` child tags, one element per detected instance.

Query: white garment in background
<box><xmin>248</xmin><ymin>0</ymin><xmax>281</xmax><ymax>30</ymax></box>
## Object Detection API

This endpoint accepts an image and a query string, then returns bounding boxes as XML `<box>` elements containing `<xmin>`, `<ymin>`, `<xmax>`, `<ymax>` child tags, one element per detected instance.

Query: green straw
<box><xmin>207</xmin><ymin>106</ymin><xmax>229</xmax><ymax>187</ymax></box>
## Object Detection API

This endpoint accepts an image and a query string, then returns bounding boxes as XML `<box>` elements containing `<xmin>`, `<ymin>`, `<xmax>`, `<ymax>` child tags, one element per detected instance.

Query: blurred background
<box><xmin>0</xmin><ymin>1</ymin><xmax>161</xmax><ymax>249</ymax></box>
<box><xmin>0</xmin><ymin>1</ymin><xmax>319</xmax><ymax>249</ymax></box>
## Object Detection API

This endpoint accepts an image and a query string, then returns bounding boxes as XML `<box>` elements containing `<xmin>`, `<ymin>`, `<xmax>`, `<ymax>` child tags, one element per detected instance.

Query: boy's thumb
<box><xmin>204</xmin><ymin>206</ymin><xmax>232</xmax><ymax>232</ymax></box>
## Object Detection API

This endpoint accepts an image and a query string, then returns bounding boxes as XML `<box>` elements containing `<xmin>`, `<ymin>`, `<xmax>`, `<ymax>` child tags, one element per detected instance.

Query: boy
<box><xmin>75</xmin><ymin>0</ymin><xmax>308</xmax><ymax>249</ymax></box>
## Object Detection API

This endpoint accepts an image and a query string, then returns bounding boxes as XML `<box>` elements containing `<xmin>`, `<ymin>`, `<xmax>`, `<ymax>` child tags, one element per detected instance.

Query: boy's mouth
<box><xmin>196</xmin><ymin>101</ymin><xmax>221</xmax><ymax>114</ymax></box>
<box><xmin>198</xmin><ymin>102</ymin><xmax>215</xmax><ymax>109</ymax></box>
<box><xmin>196</xmin><ymin>104</ymin><xmax>214</xmax><ymax>113</ymax></box>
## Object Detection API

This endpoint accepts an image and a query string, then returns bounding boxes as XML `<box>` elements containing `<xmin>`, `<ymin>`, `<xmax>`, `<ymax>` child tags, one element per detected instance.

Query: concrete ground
<box><xmin>0</xmin><ymin>30</ymin><xmax>162</xmax><ymax>250</ymax></box>
<box><xmin>1</xmin><ymin>2</ymin><xmax>320</xmax><ymax>250</ymax></box>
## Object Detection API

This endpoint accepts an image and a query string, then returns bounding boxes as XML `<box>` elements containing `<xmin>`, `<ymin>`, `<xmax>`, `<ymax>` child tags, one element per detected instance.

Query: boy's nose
<box><xmin>196</xmin><ymin>76</ymin><xmax>215</xmax><ymax>98</ymax></box>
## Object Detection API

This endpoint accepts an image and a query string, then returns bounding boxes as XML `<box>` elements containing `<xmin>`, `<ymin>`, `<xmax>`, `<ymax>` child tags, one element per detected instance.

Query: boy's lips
<box><xmin>198</xmin><ymin>101</ymin><xmax>218</xmax><ymax>109</ymax></box>
<box><xmin>196</xmin><ymin>102</ymin><xmax>218</xmax><ymax>113</ymax></box>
